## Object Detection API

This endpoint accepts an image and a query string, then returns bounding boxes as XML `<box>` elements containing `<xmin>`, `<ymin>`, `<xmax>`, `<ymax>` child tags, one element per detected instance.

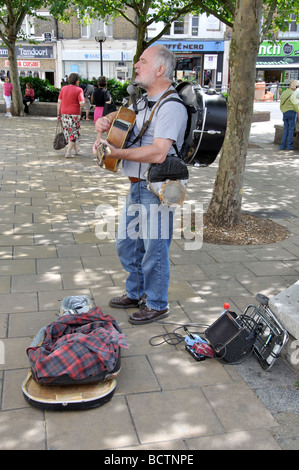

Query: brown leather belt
<box><xmin>128</xmin><ymin>177</ymin><xmax>146</xmax><ymax>183</ymax></box>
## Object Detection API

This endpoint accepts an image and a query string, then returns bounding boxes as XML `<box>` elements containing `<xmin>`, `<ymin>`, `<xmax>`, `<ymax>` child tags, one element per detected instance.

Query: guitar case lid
<box><xmin>22</xmin><ymin>371</ymin><xmax>116</xmax><ymax>411</ymax></box>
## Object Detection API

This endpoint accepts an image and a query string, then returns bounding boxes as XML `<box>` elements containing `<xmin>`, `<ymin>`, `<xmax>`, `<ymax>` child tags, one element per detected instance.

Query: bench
<box><xmin>274</xmin><ymin>124</ymin><xmax>299</xmax><ymax>149</ymax></box>
<box><xmin>269</xmin><ymin>281</ymin><xmax>299</xmax><ymax>370</ymax></box>
<box><xmin>0</xmin><ymin>100</ymin><xmax>57</xmax><ymax>117</ymax></box>
<box><xmin>252</xmin><ymin>110</ymin><xmax>271</xmax><ymax>122</ymax></box>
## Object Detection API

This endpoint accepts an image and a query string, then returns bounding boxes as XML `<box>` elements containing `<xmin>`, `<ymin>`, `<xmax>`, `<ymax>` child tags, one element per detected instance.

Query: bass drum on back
<box><xmin>176</xmin><ymin>82</ymin><xmax>227</xmax><ymax>166</ymax></box>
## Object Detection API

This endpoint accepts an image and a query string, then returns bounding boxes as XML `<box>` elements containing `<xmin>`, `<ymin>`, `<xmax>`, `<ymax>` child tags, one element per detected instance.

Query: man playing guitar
<box><xmin>93</xmin><ymin>45</ymin><xmax>187</xmax><ymax>325</ymax></box>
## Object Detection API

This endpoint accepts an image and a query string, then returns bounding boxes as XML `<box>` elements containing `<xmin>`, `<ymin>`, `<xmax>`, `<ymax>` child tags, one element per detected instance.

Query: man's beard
<box><xmin>134</xmin><ymin>76</ymin><xmax>148</xmax><ymax>90</ymax></box>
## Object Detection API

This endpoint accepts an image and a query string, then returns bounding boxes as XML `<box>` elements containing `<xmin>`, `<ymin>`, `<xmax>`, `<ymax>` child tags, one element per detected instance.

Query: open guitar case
<box><xmin>22</xmin><ymin>373</ymin><xmax>117</xmax><ymax>411</ymax></box>
<box><xmin>22</xmin><ymin>296</ymin><xmax>125</xmax><ymax>411</ymax></box>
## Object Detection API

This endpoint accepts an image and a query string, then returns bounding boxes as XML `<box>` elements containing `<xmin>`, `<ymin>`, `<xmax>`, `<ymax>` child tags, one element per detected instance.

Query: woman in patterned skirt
<box><xmin>57</xmin><ymin>73</ymin><xmax>85</xmax><ymax>157</ymax></box>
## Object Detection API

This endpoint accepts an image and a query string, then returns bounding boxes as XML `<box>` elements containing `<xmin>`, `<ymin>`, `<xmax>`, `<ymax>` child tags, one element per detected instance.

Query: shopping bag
<box><xmin>53</xmin><ymin>122</ymin><xmax>66</xmax><ymax>150</ymax></box>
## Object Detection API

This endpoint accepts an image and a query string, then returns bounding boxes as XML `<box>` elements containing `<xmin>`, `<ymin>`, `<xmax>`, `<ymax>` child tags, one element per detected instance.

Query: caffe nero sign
<box><xmin>257</xmin><ymin>40</ymin><xmax>299</xmax><ymax>66</ymax></box>
<box><xmin>0</xmin><ymin>45</ymin><xmax>54</xmax><ymax>59</ymax></box>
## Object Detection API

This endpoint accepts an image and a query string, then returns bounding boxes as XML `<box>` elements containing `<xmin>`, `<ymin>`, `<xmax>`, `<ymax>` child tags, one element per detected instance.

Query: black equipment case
<box><xmin>205</xmin><ymin>294</ymin><xmax>289</xmax><ymax>369</ymax></box>
<box><xmin>205</xmin><ymin>311</ymin><xmax>256</xmax><ymax>363</ymax></box>
<box><xmin>176</xmin><ymin>82</ymin><xmax>227</xmax><ymax>166</ymax></box>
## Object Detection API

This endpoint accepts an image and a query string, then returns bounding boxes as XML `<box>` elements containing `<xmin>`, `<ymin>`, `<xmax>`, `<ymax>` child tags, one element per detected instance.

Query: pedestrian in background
<box><xmin>83</xmin><ymin>82</ymin><xmax>94</xmax><ymax>121</ymax></box>
<box><xmin>92</xmin><ymin>76</ymin><xmax>111</xmax><ymax>123</ymax></box>
<box><xmin>3</xmin><ymin>76</ymin><xmax>13</xmax><ymax>118</ymax></box>
<box><xmin>280</xmin><ymin>80</ymin><xmax>299</xmax><ymax>151</ymax></box>
<box><xmin>23</xmin><ymin>83</ymin><xmax>35</xmax><ymax>115</ymax></box>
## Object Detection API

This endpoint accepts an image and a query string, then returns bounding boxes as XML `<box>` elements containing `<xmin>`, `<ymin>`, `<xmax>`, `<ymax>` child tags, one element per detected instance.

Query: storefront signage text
<box><xmin>259</xmin><ymin>41</ymin><xmax>299</xmax><ymax>57</ymax></box>
<box><xmin>0</xmin><ymin>45</ymin><xmax>53</xmax><ymax>59</ymax></box>
<box><xmin>156</xmin><ymin>40</ymin><xmax>224</xmax><ymax>53</ymax></box>
<box><xmin>5</xmin><ymin>60</ymin><xmax>40</xmax><ymax>68</ymax></box>
<box><xmin>168</xmin><ymin>43</ymin><xmax>204</xmax><ymax>51</ymax></box>
<box><xmin>62</xmin><ymin>50</ymin><xmax>133</xmax><ymax>61</ymax></box>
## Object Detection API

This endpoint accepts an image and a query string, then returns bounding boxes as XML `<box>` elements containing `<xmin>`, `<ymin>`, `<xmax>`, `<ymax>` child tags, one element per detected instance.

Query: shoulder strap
<box><xmin>281</xmin><ymin>90</ymin><xmax>292</xmax><ymax>107</ymax></box>
<box><xmin>128</xmin><ymin>90</ymin><xmax>178</xmax><ymax>147</ymax></box>
<box><xmin>156</xmin><ymin>95</ymin><xmax>186</xmax><ymax>158</ymax></box>
<box><xmin>157</xmin><ymin>96</ymin><xmax>185</xmax><ymax>110</ymax></box>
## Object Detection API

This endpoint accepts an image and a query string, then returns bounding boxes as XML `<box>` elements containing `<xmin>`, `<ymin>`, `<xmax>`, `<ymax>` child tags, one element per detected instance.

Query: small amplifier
<box><xmin>205</xmin><ymin>312</ymin><xmax>255</xmax><ymax>363</ymax></box>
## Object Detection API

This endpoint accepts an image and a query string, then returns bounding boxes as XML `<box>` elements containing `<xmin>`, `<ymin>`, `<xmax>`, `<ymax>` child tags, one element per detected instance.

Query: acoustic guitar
<box><xmin>96</xmin><ymin>107</ymin><xmax>136</xmax><ymax>173</ymax></box>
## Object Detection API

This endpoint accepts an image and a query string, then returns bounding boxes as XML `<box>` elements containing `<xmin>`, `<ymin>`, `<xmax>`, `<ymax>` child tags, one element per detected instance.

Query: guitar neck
<box><xmin>96</xmin><ymin>107</ymin><xmax>136</xmax><ymax>173</ymax></box>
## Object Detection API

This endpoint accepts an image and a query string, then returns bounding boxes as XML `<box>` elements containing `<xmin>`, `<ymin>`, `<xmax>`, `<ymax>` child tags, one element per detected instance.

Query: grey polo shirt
<box><xmin>122</xmin><ymin>87</ymin><xmax>187</xmax><ymax>179</ymax></box>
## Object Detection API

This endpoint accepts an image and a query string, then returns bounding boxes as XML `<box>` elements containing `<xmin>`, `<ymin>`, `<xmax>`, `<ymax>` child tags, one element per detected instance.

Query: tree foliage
<box><xmin>0</xmin><ymin>0</ymin><xmax>67</xmax><ymax>115</ymax></box>
<box><xmin>57</xmin><ymin>0</ymin><xmax>299</xmax><ymax>65</ymax></box>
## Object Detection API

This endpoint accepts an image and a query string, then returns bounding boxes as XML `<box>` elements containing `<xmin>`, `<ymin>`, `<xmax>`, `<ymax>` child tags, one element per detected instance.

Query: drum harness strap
<box><xmin>127</xmin><ymin>89</ymin><xmax>186</xmax><ymax>157</ymax></box>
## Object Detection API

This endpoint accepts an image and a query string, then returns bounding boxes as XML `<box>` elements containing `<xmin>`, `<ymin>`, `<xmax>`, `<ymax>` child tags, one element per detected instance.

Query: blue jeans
<box><xmin>280</xmin><ymin>110</ymin><xmax>297</xmax><ymax>150</ymax></box>
<box><xmin>116</xmin><ymin>181</ymin><xmax>175</xmax><ymax>311</ymax></box>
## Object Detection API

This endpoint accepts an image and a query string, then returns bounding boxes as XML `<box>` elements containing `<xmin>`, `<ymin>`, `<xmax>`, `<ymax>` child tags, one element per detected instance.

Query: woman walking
<box><xmin>92</xmin><ymin>76</ymin><xmax>111</xmax><ymax>123</ymax></box>
<box><xmin>57</xmin><ymin>73</ymin><xmax>85</xmax><ymax>157</ymax></box>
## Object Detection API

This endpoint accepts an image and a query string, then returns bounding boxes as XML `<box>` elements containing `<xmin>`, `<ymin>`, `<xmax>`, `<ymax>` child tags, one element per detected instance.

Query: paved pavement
<box><xmin>0</xmin><ymin>103</ymin><xmax>298</xmax><ymax>451</ymax></box>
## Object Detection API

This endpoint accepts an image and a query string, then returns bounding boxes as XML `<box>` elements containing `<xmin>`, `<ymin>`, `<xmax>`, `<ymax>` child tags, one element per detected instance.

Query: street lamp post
<box><xmin>95</xmin><ymin>30</ymin><xmax>106</xmax><ymax>76</ymax></box>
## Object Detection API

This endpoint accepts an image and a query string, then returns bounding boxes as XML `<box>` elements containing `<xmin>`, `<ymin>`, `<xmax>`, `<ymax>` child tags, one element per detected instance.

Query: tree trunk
<box><xmin>132</xmin><ymin>22</ymin><xmax>148</xmax><ymax>79</ymax></box>
<box><xmin>205</xmin><ymin>0</ymin><xmax>263</xmax><ymax>228</ymax></box>
<box><xmin>7</xmin><ymin>41</ymin><xmax>24</xmax><ymax>116</ymax></box>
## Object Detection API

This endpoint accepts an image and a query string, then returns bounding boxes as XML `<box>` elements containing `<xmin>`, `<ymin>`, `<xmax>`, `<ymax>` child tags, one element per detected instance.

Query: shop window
<box><xmin>176</xmin><ymin>55</ymin><xmax>202</xmax><ymax>82</ymax></box>
<box><xmin>285</xmin><ymin>70</ymin><xmax>299</xmax><ymax>82</ymax></box>
<box><xmin>65</xmin><ymin>61</ymin><xmax>86</xmax><ymax>78</ymax></box>
<box><xmin>177</xmin><ymin>57</ymin><xmax>193</xmax><ymax>71</ymax></box>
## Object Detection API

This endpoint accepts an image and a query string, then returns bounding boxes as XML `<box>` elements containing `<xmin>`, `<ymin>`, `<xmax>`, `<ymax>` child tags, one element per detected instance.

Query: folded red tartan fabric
<box><xmin>27</xmin><ymin>307</ymin><xmax>128</xmax><ymax>384</ymax></box>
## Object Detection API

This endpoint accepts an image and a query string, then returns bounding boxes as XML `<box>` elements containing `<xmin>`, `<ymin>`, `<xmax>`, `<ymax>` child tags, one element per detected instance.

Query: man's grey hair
<box><xmin>153</xmin><ymin>45</ymin><xmax>175</xmax><ymax>81</ymax></box>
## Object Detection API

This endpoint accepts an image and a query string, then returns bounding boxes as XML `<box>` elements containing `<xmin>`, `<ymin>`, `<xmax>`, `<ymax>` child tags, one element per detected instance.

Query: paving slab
<box><xmin>126</xmin><ymin>388</ymin><xmax>225</xmax><ymax>444</ymax></box>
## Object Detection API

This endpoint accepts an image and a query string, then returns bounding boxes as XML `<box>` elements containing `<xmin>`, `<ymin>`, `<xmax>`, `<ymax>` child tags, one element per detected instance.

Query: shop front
<box><xmin>156</xmin><ymin>40</ymin><xmax>225</xmax><ymax>88</ymax></box>
<box><xmin>256</xmin><ymin>40</ymin><xmax>299</xmax><ymax>87</ymax></box>
<box><xmin>0</xmin><ymin>45</ymin><xmax>56</xmax><ymax>85</ymax></box>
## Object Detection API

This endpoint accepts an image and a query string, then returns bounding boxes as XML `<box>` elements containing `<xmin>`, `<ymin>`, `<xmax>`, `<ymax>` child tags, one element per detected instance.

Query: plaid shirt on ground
<box><xmin>27</xmin><ymin>308</ymin><xmax>128</xmax><ymax>384</ymax></box>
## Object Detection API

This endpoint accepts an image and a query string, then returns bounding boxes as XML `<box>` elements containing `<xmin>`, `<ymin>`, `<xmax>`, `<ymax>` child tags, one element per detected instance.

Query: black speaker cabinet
<box><xmin>205</xmin><ymin>312</ymin><xmax>255</xmax><ymax>363</ymax></box>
